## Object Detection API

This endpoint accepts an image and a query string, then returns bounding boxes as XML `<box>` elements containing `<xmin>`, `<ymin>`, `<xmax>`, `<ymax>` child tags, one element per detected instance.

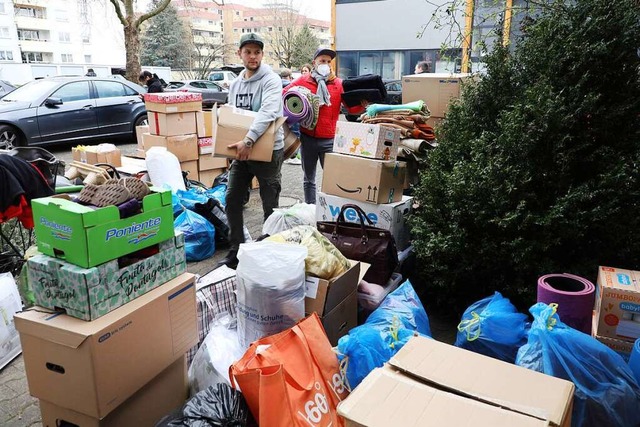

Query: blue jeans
<box><xmin>300</xmin><ymin>134</ymin><xmax>334</xmax><ymax>204</ymax></box>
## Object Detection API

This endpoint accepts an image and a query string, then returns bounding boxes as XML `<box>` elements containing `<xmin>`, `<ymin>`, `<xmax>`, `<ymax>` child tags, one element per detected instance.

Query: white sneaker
<box><xmin>285</xmin><ymin>157</ymin><xmax>302</xmax><ymax>165</ymax></box>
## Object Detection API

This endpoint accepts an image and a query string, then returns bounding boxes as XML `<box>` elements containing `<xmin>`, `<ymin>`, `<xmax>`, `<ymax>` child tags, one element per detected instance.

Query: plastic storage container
<box><xmin>358</xmin><ymin>272</ymin><xmax>403</xmax><ymax>312</ymax></box>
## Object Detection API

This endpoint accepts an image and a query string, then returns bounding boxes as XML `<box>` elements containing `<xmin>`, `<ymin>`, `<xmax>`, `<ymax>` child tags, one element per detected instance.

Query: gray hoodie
<box><xmin>228</xmin><ymin>64</ymin><xmax>284</xmax><ymax>151</ymax></box>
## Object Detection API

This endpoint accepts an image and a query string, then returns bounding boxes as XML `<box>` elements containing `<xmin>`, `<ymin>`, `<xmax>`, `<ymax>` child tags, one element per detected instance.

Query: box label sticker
<box><xmin>305</xmin><ymin>277</ymin><xmax>319</xmax><ymax>299</ymax></box>
<box><xmin>617</xmin><ymin>274</ymin><xmax>632</xmax><ymax>286</ymax></box>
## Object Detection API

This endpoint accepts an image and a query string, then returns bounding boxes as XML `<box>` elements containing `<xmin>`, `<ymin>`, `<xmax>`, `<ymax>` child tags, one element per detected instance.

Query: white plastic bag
<box><xmin>262</xmin><ymin>203</ymin><xmax>316</xmax><ymax>235</ymax></box>
<box><xmin>187</xmin><ymin>314</ymin><xmax>244</xmax><ymax>396</ymax></box>
<box><xmin>236</xmin><ymin>241</ymin><xmax>307</xmax><ymax>348</ymax></box>
<box><xmin>146</xmin><ymin>147</ymin><xmax>185</xmax><ymax>191</ymax></box>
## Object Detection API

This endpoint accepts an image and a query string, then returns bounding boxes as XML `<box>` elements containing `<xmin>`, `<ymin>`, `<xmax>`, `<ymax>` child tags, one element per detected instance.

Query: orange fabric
<box><xmin>231</xmin><ymin>313</ymin><xmax>349</xmax><ymax>427</ymax></box>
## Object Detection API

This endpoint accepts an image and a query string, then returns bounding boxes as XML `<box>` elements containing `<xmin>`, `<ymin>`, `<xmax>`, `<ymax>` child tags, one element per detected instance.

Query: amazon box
<box><xmin>212</xmin><ymin>105</ymin><xmax>287</xmax><ymax>162</ymax></box>
<box><xmin>15</xmin><ymin>273</ymin><xmax>197</xmax><ymax>419</ymax></box>
<box><xmin>148</xmin><ymin>111</ymin><xmax>197</xmax><ymax>137</ymax></box>
<box><xmin>338</xmin><ymin>336</ymin><xmax>574</xmax><ymax>427</ymax></box>
<box><xmin>142</xmin><ymin>133</ymin><xmax>198</xmax><ymax>162</ymax></box>
<box><xmin>321</xmin><ymin>153</ymin><xmax>406</xmax><ymax>204</ymax></box>
<box><xmin>39</xmin><ymin>356</ymin><xmax>188</xmax><ymax>427</ymax></box>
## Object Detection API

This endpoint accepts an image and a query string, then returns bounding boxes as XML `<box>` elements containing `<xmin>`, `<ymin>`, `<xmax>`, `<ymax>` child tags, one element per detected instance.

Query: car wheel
<box><xmin>134</xmin><ymin>114</ymin><xmax>148</xmax><ymax>128</ymax></box>
<box><xmin>0</xmin><ymin>125</ymin><xmax>24</xmax><ymax>149</ymax></box>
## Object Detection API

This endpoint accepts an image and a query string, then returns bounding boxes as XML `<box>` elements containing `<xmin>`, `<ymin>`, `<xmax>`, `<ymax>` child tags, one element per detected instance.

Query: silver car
<box><xmin>165</xmin><ymin>80</ymin><xmax>228</xmax><ymax>107</ymax></box>
<box><xmin>0</xmin><ymin>76</ymin><xmax>147</xmax><ymax>149</ymax></box>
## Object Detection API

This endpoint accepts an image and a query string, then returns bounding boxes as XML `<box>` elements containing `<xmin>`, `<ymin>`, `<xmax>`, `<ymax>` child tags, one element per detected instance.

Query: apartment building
<box><xmin>0</xmin><ymin>0</ymin><xmax>126</xmax><ymax>84</ymax></box>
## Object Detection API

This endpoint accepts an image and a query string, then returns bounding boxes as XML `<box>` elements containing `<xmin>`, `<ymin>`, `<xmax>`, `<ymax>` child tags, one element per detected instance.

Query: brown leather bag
<box><xmin>317</xmin><ymin>204</ymin><xmax>398</xmax><ymax>285</ymax></box>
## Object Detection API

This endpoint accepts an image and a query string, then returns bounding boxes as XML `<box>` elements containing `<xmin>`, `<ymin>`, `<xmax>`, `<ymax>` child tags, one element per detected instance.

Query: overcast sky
<box><xmin>226</xmin><ymin>0</ymin><xmax>330</xmax><ymax>21</ymax></box>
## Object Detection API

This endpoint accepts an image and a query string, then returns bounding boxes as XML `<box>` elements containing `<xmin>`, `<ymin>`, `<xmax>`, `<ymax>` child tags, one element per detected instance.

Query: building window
<box><xmin>233</xmin><ymin>28</ymin><xmax>238</xmax><ymax>33</ymax></box>
<box><xmin>18</xmin><ymin>29</ymin><xmax>42</xmax><ymax>41</ymax></box>
<box><xmin>250</xmin><ymin>17</ymin><xmax>253</xmax><ymax>21</ymax></box>
<box><xmin>0</xmin><ymin>50</ymin><xmax>13</xmax><ymax>61</ymax></box>
<box><xmin>61</xmin><ymin>53</ymin><xmax>73</xmax><ymax>63</ymax></box>
<box><xmin>21</xmin><ymin>51</ymin><xmax>44</xmax><ymax>63</ymax></box>
<box><xmin>0</xmin><ymin>3</ymin><xmax>5</xmax><ymax>14</ymax></box>
<box><xmin>82</xmin><ymin>35</ymin><xmax>90</xmax><ymax>43</ymax></box>
<box><xmin>208</xmin><ymin>20</ymin><xmax>213</xmax><ymax>24</ymax></box>
<box><xmin>0</xmin><ymin>27</ymin><xmax>9</xmax><ymax>39</ymax></box>
<box><xmin>16</xmin><ymin>6</ymin><xmax>45</xmax><ymax>19</ymax></box>
<box><xmin>268</xmin><ymin>27</ymin><xmax>273</xmax><ymax>32</ymax></box>
<box><xmin>84</xmin><ymin>55</ymin><xmax>91</xmax><ymax>63</ymax></box>
<box><xmin>56</xmin><ymin>10</ymin><xmax>69</xmax><ymax>22</ymax></box>
<box><xmin>59</xmin><ymin>32</ymin><xmax>71</xmax><ymax>42</ymax></box>
<box><xmin>236</xmin><ymin>11</ymin><xmax>240</xmax><ymax>15</ymax></box>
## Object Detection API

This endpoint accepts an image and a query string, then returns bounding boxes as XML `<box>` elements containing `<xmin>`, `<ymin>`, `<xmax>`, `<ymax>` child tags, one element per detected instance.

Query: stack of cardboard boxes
<box><xmin>593</xmin><ymin>266</ymin><xmax>640</xmax><ymax>361</ymax></box>
<box><xmin>14</xmin><ymin>189</ymin><xmax>198</xmax><ymax>426</ymax></box>
<box><xmin>138</xmin><ymin>93</ymin><xmax>230</xmax><ymax>186</ymax></box>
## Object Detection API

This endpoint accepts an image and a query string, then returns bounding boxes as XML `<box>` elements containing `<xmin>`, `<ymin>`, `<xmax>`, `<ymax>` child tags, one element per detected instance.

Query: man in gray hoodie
<box><xmin>219</xmin><ymin>32</ymin><xmax>285</xmax><ymax>268</ymax></box>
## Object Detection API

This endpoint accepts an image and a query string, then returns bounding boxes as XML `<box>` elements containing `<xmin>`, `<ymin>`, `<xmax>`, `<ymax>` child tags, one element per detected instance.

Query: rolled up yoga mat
<box><xmin>537</xmin><ymin>273</ymin><xmax>595</xmax><ymax>334</ymax></box>
<box><xmin>282</xmin><ymin>86</ymin><xmax>319</xmax><ymax>130</ymax></box>
<box><xmin>628</xmin><ymin>338</ymin><xmax>640</xmax><ymax>385</ymax></box>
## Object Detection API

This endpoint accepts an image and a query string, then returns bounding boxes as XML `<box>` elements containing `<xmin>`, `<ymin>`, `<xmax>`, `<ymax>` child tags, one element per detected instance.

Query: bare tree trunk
<box><xmin>125</xmin><ymin>19</ymin><xmax>141</xmax><ymax>83</ymax></box>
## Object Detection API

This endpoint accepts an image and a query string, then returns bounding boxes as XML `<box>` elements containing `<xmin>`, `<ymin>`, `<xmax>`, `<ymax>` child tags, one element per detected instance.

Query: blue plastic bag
<box><xmin>205</xmin><ymin>184</ymin><xmax>227</xmax><ymax>207</ymax></box>
<box><xmin>176</xmin><ymin>188</ymin><xmax>210</xmax><ymax>211</ymax></box>
<box><xmin>174</xmin><ymin>209</ymin><xmax>215</xmax><ymax>261</ymax></box>
<box><xmin>171</xmin><ymin>191</ymin><xmax>184</xmax><ymax>218</ymax></box>
<box><xmin>516</xmin><ymin>303</ymin><xmax>640</xmax><ymax>427</ymax></box>
<box><xmin>337</xmin><ymin>281</ymin><xmax>432</xmax><ymax>390</ymax></box>
<box><xmin>455</xmin><ymin>292</ymin><xmax>529</xmax><ymax>363</ymax></box>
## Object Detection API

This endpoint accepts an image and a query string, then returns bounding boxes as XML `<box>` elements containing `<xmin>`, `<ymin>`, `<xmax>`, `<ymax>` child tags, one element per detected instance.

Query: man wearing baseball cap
<box><xmin>219</xmin><ymin>32</ymin><xmax>285</xmax><ymax>268</ymax></box>
<box><xmin>284</xmin><ymin>47</ymin><xmax>344</xmax><ymax>204</ymax></box>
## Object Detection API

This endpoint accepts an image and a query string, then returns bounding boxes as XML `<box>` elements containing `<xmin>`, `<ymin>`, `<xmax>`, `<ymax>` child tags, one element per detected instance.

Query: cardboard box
<box><xmin>180</xmin><ymin>160</ymin><xmax>199</xmax><ymax>181</ymax></box>
<box><xmin>321</xmin><ymin>289</ymin><xmax>357</xmax><ymax>346</ymax></box>
<box><xmin>199</xmin><ymin>168</ymin><xmax>226</xmax><ymax>187</ymax></box>
<box><xmin>316</xmin><ymin>192</ymin><xmax>412</xmax><ymax>250</ymax></box>
<box><xmin>595</xmin><ymin>334</ymin><xmax>634</xmax><ymax>362</ymax></box>
<box><xmin>283</xmin><ymin>123</ymin><xmax>301</xmax><ymax>159</ymax></box>
<box><xmin>333</xmin><ymin>121</ymin><xmax>401</xmax><ymax>160</ymax></box>
<box><xmin>338</xmin><ymin>336</ymin><xmax>574</xmax><ymax>427</ymax></box>
<box><xmin>39</xmin><ymin>356</ymin><xmax>188</xmax><ymax>427</ymax></box>
<box><xmin>33</xmin><ymin>189</ymin><xmax>174</xmax><ymax>268</ymax></box>
<box><xmin>148</xmin><ymin>111</ymin><xmax>197</xmax><ymax>137</ymax></box>
<box><xmin>135</xmin><ymin>125</ymin><xmax>149</xmax><ymax>150</ymax></box>
<box><xmin>144</xmin><ymin>92</ymin><xmax>202</xmax><ymax>114</ymax></box>
<box><xmin>196</xmin><ymin>110</ymin><xmax>214</xmax><ymax>138</ymax></box>
<box><xmin>212</xmin><ymin>105</ymin><xmax>287</xmax><ymax>162</ymax></box>
<box><xmin>142</xmin><ymin>133</ymin><xmax>199</xmax><ymax>162</ymax></box>
<box><xmin>198</xmin><ymin>137</ymin><xmax>214</xmax><ymax>155</ymax></box>
<box><xmin>15</xmin><ymin>273</ymin><xmax>197</xmax><ymax>419</ymax></box>
<box><xmin>27</xmin><ymin>233</ymin><xmax>187</xmax><ymax>321</ymax></box>
<box><xmin>72</xmin><ymin>146</ymin><xmax>122</xmax><ymax>168</ymax></box>
<box><xmin>401</xmin><ymin>73</ymin><xmax>472</xmax><ymax>118</ymax></box>
<box><xmin>0</xmin><ymin>273</ymin><xmax>22</xmax><ymax>370</ymax></box>
<box><xmin>322</xmin><ymin>153</ymin><xmax>406</xmax><ymax>204</ymax></box>
<box><xmin>594</xmin><ymin>266</ymin><xmax>640</xmax><ymax>342</ymax></box>
<box><xmin>199</xmin><ymin>154</ymin><xmax>228</xmax><ymax>171</ymax></box>
<box><xmin>305</xmin><ymin>261</ymin><xmax>360</xmax><ymax>317</ymax></box>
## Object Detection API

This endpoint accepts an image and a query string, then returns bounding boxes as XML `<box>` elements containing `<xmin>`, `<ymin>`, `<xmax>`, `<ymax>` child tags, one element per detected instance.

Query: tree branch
<box><xmin>135</xmin><ymin>0</ymin><xmax>172</xmax><ymax>29</ymax></box>
<box><xmin>109</xmin><ymin>0</ymin><xmax>127</xmax><ymax>27</ymax></box>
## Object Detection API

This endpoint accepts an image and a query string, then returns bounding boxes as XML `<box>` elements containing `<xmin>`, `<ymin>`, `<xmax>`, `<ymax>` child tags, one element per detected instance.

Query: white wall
<box><xmin>336</xmin><ymin>0</ymin><xmax>463</xmax><ymax>51</ymax></box>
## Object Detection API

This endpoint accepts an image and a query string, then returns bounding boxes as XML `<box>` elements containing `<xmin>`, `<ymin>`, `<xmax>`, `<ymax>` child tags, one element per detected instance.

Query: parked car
<box><xmin>343</xmin><ymin>79</ymin><xmax>402</xmax><ymax>122</ymax></box>
<box><xmin>165</xmin><ymin>80</ymin><xmax>228</xmax><ymax>106</ymax></box>
<box><xmin>208</xmin><ymin>70</ymin><xmax>238</xmax><ymax>89</ymax></box>
<box><xmin>0</xmin><ymin>76</ymin><xmax>147</xmax><ymax>149</ymax></box>
<box><xmin>0</xmin><ymin>80</ymin><xmax>16</xmax><ymax>98</ymax></box>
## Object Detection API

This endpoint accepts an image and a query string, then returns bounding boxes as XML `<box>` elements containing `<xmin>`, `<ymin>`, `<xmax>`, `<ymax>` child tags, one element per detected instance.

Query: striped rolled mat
<box><xmin>537</xmin><ymin>273</ymin><xmax>595</xmax><ymax>335</ymax></box>
<box><xmin>282</xmin><ymin>86</ymin><xmax>319</xmax><ymax>130</ymax></box>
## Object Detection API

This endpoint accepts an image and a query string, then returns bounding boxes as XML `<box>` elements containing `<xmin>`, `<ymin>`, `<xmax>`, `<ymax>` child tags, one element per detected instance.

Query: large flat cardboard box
<box><xmin>594</xmin><ymin>266</ymin><xmax>640</xmax><ymax>342</ymax></box>
<box><xmin>322</xmin><ymin>153</ymin><xmax>406</xmax><ymax>204</ymax></box>
<box><xmin>39</xmin><ymin>356</ymin><xmax>188</xmax><ymax>427</ymax></box>
<box><xmin>180</xmin><ymin>160</ymin><xmax>199</xmax><ymax>181</ymax></box>
<box><xmin>333</xmin><ymin>121</ymin><xmax>401</xmax><ymax>160</ymax></box>
<box><xmin>142</xmin><ymin>133</ymin><xmax>198</xmax><ymax>162</ymax></box>
<box><xmin>402</xmin><ymin>73</ymin><xmax>472</xmax><ymax>118</ymax></box>
<box><xmin>316</xmin><ymin>192</ymin><xmax>412</xmax><ymax>250</ymax></box>
<box><xmin>148</xmin><ymin>111</ymin><xmax>197</xmax><ymax>137</ymax></box>
<box><xmin>32</xmin><ymin>189</ymin><xmax>174</xmax><ymax>268</ymax></box>
<box><xmin>212</xmin><ymin>105</ymin><xmax>287</xmax><ymax>162</ymax></box>
<box><xmin>135</xmin><ymin>125</ymin><xmax>149</xmax><ymax>150</ymax></box>
<box><xmin>199</xmin><ymin>154</ymin><xmax>228</xmax><ymax>171</ymax></box>
<box><xmin>196</xmin><ymin>110</ymin><xmax>214</xmax><ymax>138</ymax></box>
<box><xmin>72</xmin><ymin>146</ymin><xmax>122</xmax><ymax>168</ymax></box>
<box><xmin>15</xmin><ymin>273</ymin><xmax>198</xmax><ymax>419</ymax></box>
<box><xmin>338</xmin><ymin>336</ymin><xmax>574</xmax><ymax>427</ymax></box>
<box><xmin>199</xmin><ymin>168</ymin><xmax>226</xmax><ymax>187</ymax></box>
<box><xmin>27</xmin><ymin>233</ymin><xmax>186</xmax><ymax>321</ymax></box>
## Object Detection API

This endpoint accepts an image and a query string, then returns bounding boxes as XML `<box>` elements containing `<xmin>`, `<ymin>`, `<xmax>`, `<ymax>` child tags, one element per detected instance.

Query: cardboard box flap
<box><xmin>14</xmin><ymin>310</ymin><xmax>92</xmax><ymax>348</ymax></box>
<box><xmin>218</xmin><ymin>106</ymin><xmax>287</xmax><ymax>131</ymax></box>
<box><xmin>337</xmin><ymin>366</ymin><xmax>550</xmax><ymax>427</ymax></box>
<box><xmin>389</xmin><ymin>337</ymin><xmax>573</xmax><ymax>426</ymax></box>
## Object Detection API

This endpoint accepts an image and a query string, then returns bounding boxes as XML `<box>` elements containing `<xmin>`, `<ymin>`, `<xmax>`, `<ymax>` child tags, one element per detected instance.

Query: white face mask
<box><xmin>316</xmin><ymin>64</ymin><xmax>331</xmax><ymax>77</ymax></box>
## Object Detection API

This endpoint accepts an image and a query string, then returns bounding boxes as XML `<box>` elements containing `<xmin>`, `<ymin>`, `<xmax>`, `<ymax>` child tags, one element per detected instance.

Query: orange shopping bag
<box><xmin>230</xmin><ymin>313</ymin><xmax>349</xmax><ymax>427</ymax></box>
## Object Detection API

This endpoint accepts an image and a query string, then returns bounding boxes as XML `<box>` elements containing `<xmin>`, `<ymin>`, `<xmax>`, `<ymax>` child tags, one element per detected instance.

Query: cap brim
<box><xmin>315</xmin><ymin>49</ymin><xmax>336</xmax><ymax>60</ymax></box>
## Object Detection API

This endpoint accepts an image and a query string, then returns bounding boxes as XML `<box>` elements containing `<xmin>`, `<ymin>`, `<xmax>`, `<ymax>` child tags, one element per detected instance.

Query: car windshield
<box><xmin>2</xmin><ymin>79</ymin><xmax>59</xmax><ymax>102</ymax></box>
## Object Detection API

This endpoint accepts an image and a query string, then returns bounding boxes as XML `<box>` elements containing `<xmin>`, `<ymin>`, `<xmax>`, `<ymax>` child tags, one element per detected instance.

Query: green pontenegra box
<box><xmin>27</xmin><ymin>233</ymin><xmax>187</xmax><ymax>321</ymax></box>
<box><xmin>32</xmin><ymin>188</ymin><xmax>173</xmax><ymax>268</ymax></box>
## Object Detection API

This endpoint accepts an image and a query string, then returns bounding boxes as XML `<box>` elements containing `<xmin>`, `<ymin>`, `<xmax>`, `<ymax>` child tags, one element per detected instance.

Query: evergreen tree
<box><xmin>140</xmin><ymin>2</ymin><xmax>191</xmax><ymax>69</ymax></box>
<box><xmin>291</xmin><ymin>25</ymin><xmax>320</xmax><ymax>69</ymax></box>
<box><xmin>410</xmin><ymin>0</ymin><xmax>640</xmax><ymax>313</ymax></box>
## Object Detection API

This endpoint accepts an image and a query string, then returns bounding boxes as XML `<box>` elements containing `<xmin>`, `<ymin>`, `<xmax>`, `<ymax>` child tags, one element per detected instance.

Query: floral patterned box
<box><xmin>144</xmin><ymin>92</ymin><xmax>203</xmax><ymax>114</ymax></box>
<box><xmin>27</xmin><ymin>233</ymin><xmax>186</xmax><ymax>321</ymax></box>
<box><xmin>333</xmin><ymin>121</ymin><xmax>401</xmax><ymax>160</ymax></box>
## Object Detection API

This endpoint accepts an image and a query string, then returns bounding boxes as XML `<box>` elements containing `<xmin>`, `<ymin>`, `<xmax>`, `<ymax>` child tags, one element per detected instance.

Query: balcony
<box><xmin>14</xmin><ymin>16</ymin><xmax>52</xmax><ymax>31</ymax></box>
<box><xmin>18</xmin><ymin>39</ymin><xmax>53</xmax><ymax>53</ymax></box>
<box><xmin>13</xmin><ymin>0</ymin><xmax>48</xmax><ymax>7</ymax></box>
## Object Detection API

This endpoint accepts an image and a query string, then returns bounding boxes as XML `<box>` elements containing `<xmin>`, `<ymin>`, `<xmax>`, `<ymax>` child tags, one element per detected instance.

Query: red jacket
<box><xmin>286</xmin><ymin>75</ymin><xmax>344</xmax><ymax>139</ymax></box>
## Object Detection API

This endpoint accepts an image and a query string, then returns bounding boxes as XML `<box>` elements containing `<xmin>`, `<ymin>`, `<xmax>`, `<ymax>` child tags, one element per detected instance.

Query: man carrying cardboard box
<box><xmin>219</xmin><ymin>32</ymin><xmax>285</xmax><ymax>268</ymax></box>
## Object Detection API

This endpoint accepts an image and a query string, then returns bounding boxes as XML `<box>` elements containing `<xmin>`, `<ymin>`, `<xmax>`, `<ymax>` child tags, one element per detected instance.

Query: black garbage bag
<box><xmin>156</xmin><ymin>383</ymin><xmax>255</xmax><ymax>427</ymax></box>
<box><xmin>194</xmin><ymin>198</ymin><xmax>231</xmax><ymax>248</ymax></box>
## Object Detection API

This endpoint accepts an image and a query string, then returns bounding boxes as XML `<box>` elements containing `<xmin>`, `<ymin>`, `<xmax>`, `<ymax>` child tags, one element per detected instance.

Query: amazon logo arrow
<box><xmin>336</xmin><ymin>184</ymin><xmax>362</xmax><ymax>194</ymax></box>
